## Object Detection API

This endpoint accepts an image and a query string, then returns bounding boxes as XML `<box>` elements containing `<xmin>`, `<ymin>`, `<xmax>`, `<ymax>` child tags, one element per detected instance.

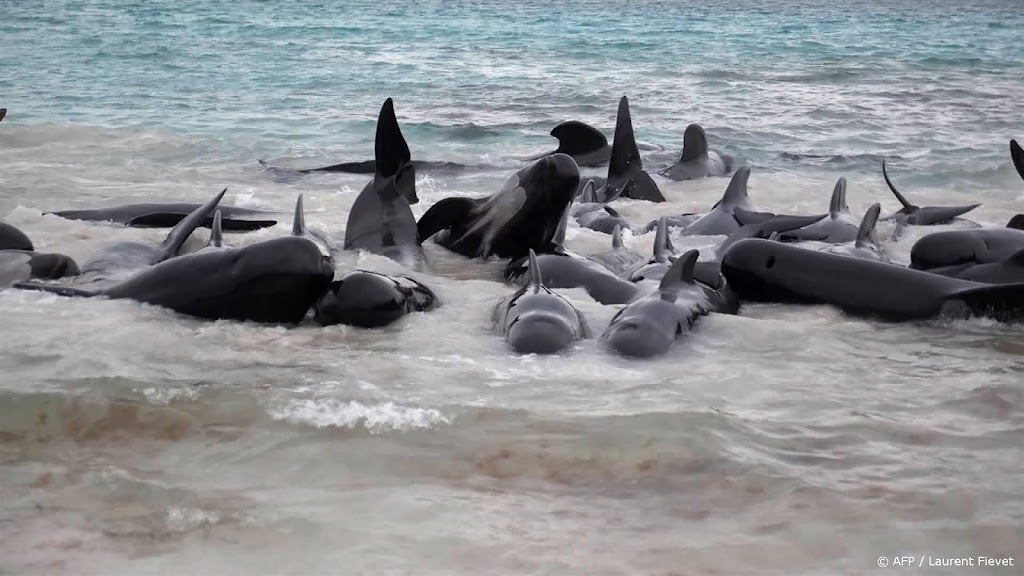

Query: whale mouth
<box><xmin>508</xmin><ymin>316</ymin><xmax>575</xmax><ymax>355</ymax></box>
<box><xmin>602</xmin><ymin>322</ymin><xmax>673</xmax><ymax>358</ymax></box>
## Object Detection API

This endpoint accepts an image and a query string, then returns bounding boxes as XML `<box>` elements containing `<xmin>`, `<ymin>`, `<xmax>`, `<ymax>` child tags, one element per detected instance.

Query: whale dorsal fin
<box><xmin>882</xmin><ymin>159</ymin><xmax>916</xmax><ymax>210</ymax></box>
<box><xmin>653</xmin><ymin>217</ymin><xmax>673</xmax><ymax>263</ymax></box>
<box><xmin>829</xmin><ymin>178</ymin><xmax>848</xmax><ymax>219</ymax></box>
<box><xmin>161</xmin><ymin>188</ymin><xmax>225</xmax><ymax>259</ymax></box>
<box><xmin>719</xmin><ymin>166</ymin><xmax>751</xmax><ymax>209</ymax></box>
<box><xmin>375</xmin><ymin>98</ymin><xmax>411</xmax><ymax>179</ymax></box>
<box><xmin>1007</xmin><ymin>215</ymin><xmax>1024</xmax><ymax>230</ymax></box>
<box><xmin>551</xmin><ymin>121</ymin><xmax>608</xmax><ymax>156</ymax></box>
<box><xmin>1011</xmin><ymin>139</ymin><xmax>1024</xmax><ymax>181</ymax></box>
<box><xmin>612</xmin><ymin>225</ymin><xmax>624</xmax><ymax>249</ymax></box>
<box><xmin>608</xmin><ymin>96</ymin><xmax>642</xmax><ymax>180</ymax></box>
<box><xmin>604</xmin><ymin>206</ymin><xmax>621</xmax><ymax>217</ymax></box>
<box><xmin>527</xmin><ymin>249</ymin><xmax>544</xmax><ymax>291</ymax></box>
<box><xmin>680</xmin><ymin>124</ymin><xmax>709</xmax><ymax>162</ymax></box>
<box><xmin>208</xmin><ymin>210</ymin><xmax>223</xmax><ymax>248</ymax></box>
<box><xmin>580</xmin><ymin>179</ymin><xmax>599</xmax><ymax>203</ymax></box>
<box><xmin>0</xmin><ymin>109</ymin><xmax>6</xmax><ymax>123</ymax></box>
<box><xmin>292</xmin><ymin>194</ymin><xmax>306</xmax><ymax>236</ymax></box>
<box><xmin>855</xmin><ymin>203</ymin><xmax>881</xmax><ymax>248</ymax></box>
<box><xmin>659</xmin><ymin>249</ymin><xmax>698</xmax><ymax>289</ymax></box>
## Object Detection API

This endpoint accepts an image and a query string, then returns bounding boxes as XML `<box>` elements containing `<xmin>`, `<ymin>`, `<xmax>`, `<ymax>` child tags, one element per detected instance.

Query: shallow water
<box><xmin>2</xmin><ymin>0</ymin><xmax>1023</xmax><ymax>574</ymax></box>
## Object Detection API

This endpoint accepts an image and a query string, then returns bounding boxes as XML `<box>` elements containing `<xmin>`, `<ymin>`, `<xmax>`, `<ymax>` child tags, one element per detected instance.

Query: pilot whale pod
<box><xmin>493</xmin><ymin>250</ymin><xmax>589</xmax><ymax>354</ymax></box>
<box><xmin>721</xmin><ymin>238</ymin><xmax>1024</xmax><ymax>322</ymax></box>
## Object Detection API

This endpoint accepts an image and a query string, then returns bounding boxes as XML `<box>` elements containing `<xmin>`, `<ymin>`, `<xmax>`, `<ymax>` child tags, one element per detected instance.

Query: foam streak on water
<box><xmin>1</xmin><ymin>1</ymin><xmax>1023</xmax><ymax>574</ymax></box>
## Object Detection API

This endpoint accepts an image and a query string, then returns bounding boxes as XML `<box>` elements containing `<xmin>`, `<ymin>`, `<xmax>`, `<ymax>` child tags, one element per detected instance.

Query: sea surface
<box><xmin>1</xmin><ymin>1</ymin><xmax>1023</xmax><ymax>574</ymax></box>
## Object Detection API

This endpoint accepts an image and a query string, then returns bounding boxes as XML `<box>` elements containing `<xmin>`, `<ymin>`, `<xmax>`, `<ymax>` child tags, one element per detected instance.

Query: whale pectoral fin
<box><xmin>912</xmin><ymin>204</ymin><xmax>981</xmax><ymax>226</ymax></box>
<box><xmin>12</xmin><ymin>281</ymin><xmax>98</xmax><ymax>298</ymax></box>
<box><xmin>416</xmin><ymin>197</ymin><xmax>475</xmax><ymax>244</ymax></box>
<box><xmin>1010</xmin><ymin>139</ymin><xmax>1023</xmax><ymax>181</ymax></box>
<box><xmin>159</xmin><ymin>188</ymin><xmax>226</xmax><ymax>260</ymax></box>
<box><xmin>946</xmin><ymin>281</ymin><xmax>1024</xmax><ymax>323</ymax></box>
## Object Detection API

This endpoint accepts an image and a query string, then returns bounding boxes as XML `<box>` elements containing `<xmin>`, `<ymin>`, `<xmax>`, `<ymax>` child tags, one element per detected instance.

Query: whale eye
<box><xmin>765</xmin><ymin>255</ymin><xmax>776</xmax><ymax>270</ymax></box>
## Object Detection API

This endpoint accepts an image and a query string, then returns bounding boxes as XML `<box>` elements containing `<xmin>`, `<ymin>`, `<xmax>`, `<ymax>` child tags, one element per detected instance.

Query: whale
<box><xmin>721</xmin><ymin>238</ymin><xmax>1024</xmax><ymax>322</ymax></box>
<box><xmin>0</xmin><ymin>108</ymin><xmax>6</xmax><ymax>123</ymax></box>
<box><xmin>343</xmin><ymin>98</ymin><xmax>423</xmax><ymax>268</ymax></box>
<box><xmin>880</xmin><ymin>159</ymin><xmax>980</xmax><ymax>225</ymax></box>
<box><xmin>504</xmin><ymin>249</ymin><xmax>640</xmax><ymax>306</ymax></box>
<box><xmin>16</xmin><ymin>236</ymin><xmax>334</xmax><ymax>324</ymax></box>
<box><xmin>0</xmin><ymin>251</ymin><xmax>80</xmax><ymax>287</ymax></box>
<box><xmin>0</xmin><ymin>222</ymin><xmax>34</xmax><ymax>251</ymax></box>
<box><xmin>658</xmin><ymin>123</ymin><xmax>735</xmax><ymax>181</ymax></box>
<box><xmin>493</xmin><ymin>250</ymin><xmax>589</xmax><ymax>354</ymax></box>
<box><xmin>910</xmin><ymin>228</ymin><xmax>1024</xmax><ymax>270</ymax></box>
<box><xmin>924</xmin><ymin>248</ymin><xmax>1024</xmax><ymax>285</ymax></box>
<box><xmin>626</xmin><ymin>217</ymin><xmax>678</xmax><ymax>283</ymax></box>
<box><xmin>314</xmin><ymin>270</ymin><xmax>438</xmax><ymax>328</ymax></box>
<box><xmin>570</xmin><ymin>180</ymin><xmax>637</xmax><ymax>234</ymax></box>
<box><xmin>818</xmin><ymin>203</ymin><xmax>889</xmax><ymax>262</ymax></box>
<box><xmin>777</xmin><ymin>178</ymin><xmax>859</xmax><ymax>243</ymax></box>
<box><xmin>598</xmin><ymin>96</ymin><xmax>665</xmax><ymax>203</ymax></box>
<box><xmin>530</xmin><ymin>120</ymin><xmax>612</xmax><ymax>168</ymax></box>
<box><xmin>0</xmin><ymin>222</ymin><xmax>80</xmax><ymax>286</ymax></box>
<box><xmin>418</xmin><ymin>153</ymin><xmax>580</xmax><ymax>260</ymax></box>
<box><xmin>49</xmin><ymin>202</ymin><xmax>279</xmax><ymax>231</ymax></box>
<box><xmin>603</xmin><ymin>250</ymin><xmax>735</xmax><ymax>357</ymax></box>
<box><xmin>71</xmin><ymin>189</ymin><xmax>225</xmax><ymax>287</ymax></box>
<box><xmin>678</xmin><ymin>167</ymin><xmax>753</xmax><ymax>237</ymax></box>
<box><xmin>586</xmin><ymin>225</ymin><xmax>648</xmax><ymax>279</ymax></box>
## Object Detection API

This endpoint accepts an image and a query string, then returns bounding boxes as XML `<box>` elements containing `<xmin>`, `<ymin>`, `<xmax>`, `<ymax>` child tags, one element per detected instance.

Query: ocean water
<box><xmin>1</xmin><ymin>0</ymin><xmax>1023</xmax><ymax>574</ymax></box>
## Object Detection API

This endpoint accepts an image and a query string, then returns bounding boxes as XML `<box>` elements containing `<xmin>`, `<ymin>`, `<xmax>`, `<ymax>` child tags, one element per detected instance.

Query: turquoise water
<box><xmin>2</xmin><ymin>2</ymin><xmax>1023</xmax><ymax>574</ymax></box>
<box><xmin>4</xmin><ymin>0</ymin><xmax>1023</xmax><ymax>183</ymax></box>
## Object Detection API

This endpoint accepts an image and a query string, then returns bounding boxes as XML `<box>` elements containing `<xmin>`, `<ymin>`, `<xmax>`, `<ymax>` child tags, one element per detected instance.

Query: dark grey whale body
<box><xmin>418</xmin><ymin>154</ymin><xmax>580</xmax><ymax>260</ymax></box>
<box><xmin>721</xmin><ymin>238</ymin><xmax>1024</xmax><ymax>322</ymax></box>
<box><xmin>880</xmin><ymin>160</ymin><xmax>980</xmax><ymax>225</ymax></box>
<box><xmin>603</xmin><ymin>251</ymin><xmax>735</xmax><ymax>357</ymax></box>
<box><xmin>659</xmin><ymin>124</ymin><xmax>735</xmax><ymax>181</ymax></box>
<box><xmin>314</xmin><ymin>270</ymin><xmax>438</xmax><ymax>328</ymax></box>
<box><xmin>494</xmin><ymin>250</ymin><xmax>589</xmax><ymax>354</ymax></box>
<box><xmin>49</xmin><ymin>202</ymin><xmax>279</xmax><ymax>231</ymax></box>
<box><xmin>343</xmin><ymin>98</ymin><xmax>423</xmax><ymax>267</ymax></box>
